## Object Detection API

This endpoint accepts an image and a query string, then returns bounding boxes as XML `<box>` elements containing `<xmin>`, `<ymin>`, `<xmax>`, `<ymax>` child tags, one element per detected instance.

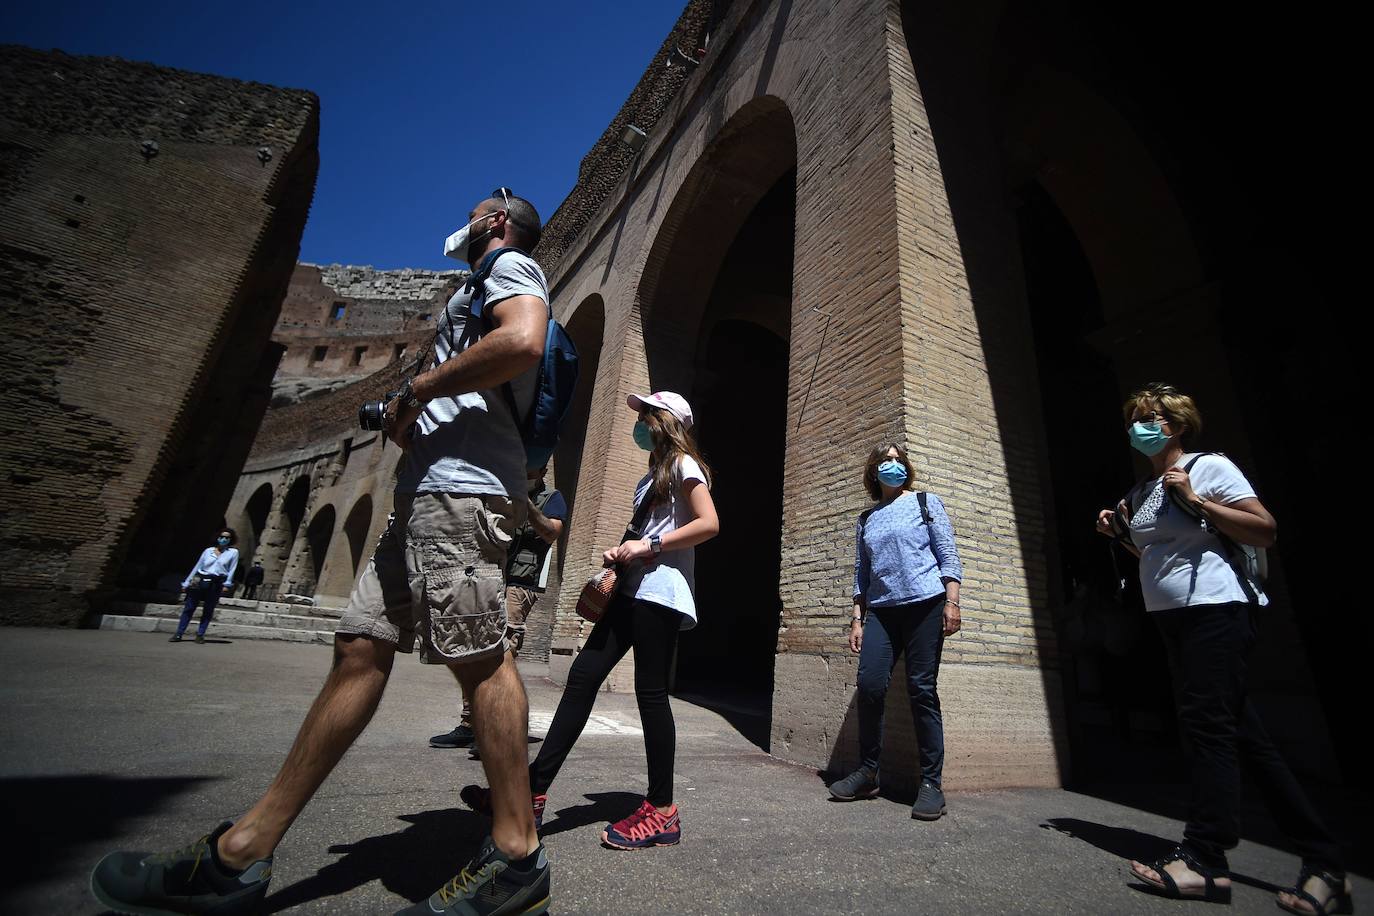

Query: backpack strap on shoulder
<box><xmin>916</xmin><ymin>491</ymin><xmax>932</xmax><ymax>525</ymax></box>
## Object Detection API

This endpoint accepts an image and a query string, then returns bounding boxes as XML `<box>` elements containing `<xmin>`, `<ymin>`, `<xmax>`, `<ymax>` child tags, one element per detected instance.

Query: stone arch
<box><xmin>632</xmin><ymin>95</ymin><xmax>798</xmax><ymax>743</ymax></box>
<box><xmin>552</xmin><ymin>294</ymin><xmax>606</xmax><ymax>578</ymax></box>
<box><xmin>241</xmin><ymin>482</ymin><xmax>273</xmax><ymax>563</ymax></box>
<box><xmin>342</xmin><ymin>494</ymin><xmax>373</xmax><ymax>580</ymax></box>
<box><xmin>303</xmin><ymin>503</ymin><xmax>336</xmax><ymax>593</ymax></box>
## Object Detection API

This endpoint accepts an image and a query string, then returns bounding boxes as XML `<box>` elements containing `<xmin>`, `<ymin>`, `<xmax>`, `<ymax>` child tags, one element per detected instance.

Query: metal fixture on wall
<box><xmin>139</xmin><ymin>139</ymin><xmax>159</xmax><ymax>160</ymax></box>
<box><xmin>620</xmin><ymin>125</ymin><xmax>647</xmax><ymax>152</ymax></box>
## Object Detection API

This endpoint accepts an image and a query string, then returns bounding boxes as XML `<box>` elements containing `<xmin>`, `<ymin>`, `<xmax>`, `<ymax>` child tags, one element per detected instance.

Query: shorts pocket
<box><xmin>421</xmin><ymin>563</ymin><xmax>507</xmax><ymax>663</ymax></box>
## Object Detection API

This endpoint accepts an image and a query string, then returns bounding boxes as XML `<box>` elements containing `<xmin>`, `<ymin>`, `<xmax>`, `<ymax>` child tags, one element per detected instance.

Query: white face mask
<box><xmin>442</xmin><ymin>211</ymin><xmax>499</xmax><ymax>263</ymax></box>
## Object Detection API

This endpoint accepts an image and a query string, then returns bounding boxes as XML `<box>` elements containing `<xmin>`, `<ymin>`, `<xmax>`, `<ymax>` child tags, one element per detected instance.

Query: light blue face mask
<box><xmin>217</xmin><ymin>537</ymin><xmax>231</xmax><ymax>547</ymax></box>
<box><xmin>876</xmin><ymin>459</ymin><xmax>908</xmax><ymax>488</ymax></box>
<box><xmin>633</xmin><ymin>420</ymin><xmax>654</xmax><ymax>451</ymax></box>
<box><xmin>1128</xmin><ymin>421</ymin><xmax>1171</xmax><ymax>456</ymax></box>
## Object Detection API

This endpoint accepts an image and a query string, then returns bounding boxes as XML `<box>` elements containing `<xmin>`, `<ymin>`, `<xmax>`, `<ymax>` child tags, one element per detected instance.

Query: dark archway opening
<box><xmin>243</xmin><ymin>483</ymin><xmax>273</xmax><ymax>564</ymax></box>
<box><xmin>671</xmin><ymin>169</ymin><xmax>794</xmax><ymax>750</ymax></box>
<box><xmin>1015</xmin><ymin>181</ymin><xmax>1178</xmax><ymax>783</ymax></box>
<box><xmin>304</xmin><ymin>505</ymin><xmax>335</xmax><ymax>593</ymax></box>
<box><xmin>343</xmin><ymin>495</ymin><xmax>373</xmax><ymax>581</ymax></box>
<box><xmin>554</xmin><ymin>296</ymin><xmax>606</xmax><ymax>579</ymax></box>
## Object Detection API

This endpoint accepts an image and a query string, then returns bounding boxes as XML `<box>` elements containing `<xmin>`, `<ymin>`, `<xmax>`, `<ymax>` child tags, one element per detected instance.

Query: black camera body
<box><xmin>358</xmin><ymin>390</ymin><xmax>400</xmax><ymax>431</ymax></box>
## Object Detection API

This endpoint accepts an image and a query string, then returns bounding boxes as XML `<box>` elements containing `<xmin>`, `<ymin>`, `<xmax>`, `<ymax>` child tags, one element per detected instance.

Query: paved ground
<box><xmin>1</xmin><ymin>629</ymin><xmax>1367</xmax><ymax>915</ymax></box>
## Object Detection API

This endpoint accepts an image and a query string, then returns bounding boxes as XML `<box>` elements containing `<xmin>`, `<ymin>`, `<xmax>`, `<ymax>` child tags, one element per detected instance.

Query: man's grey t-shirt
<box><xmin>395</xmin><ymin>251</ymin><xmax>548</xmax><ymax>500</ymax></box>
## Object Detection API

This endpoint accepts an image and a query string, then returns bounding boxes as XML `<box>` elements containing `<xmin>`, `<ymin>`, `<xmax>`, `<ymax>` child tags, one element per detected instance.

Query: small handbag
<box><xmin>574</xmin><ymin>491</ymin><xmax>657</xmax><ymax>624</ymax></box>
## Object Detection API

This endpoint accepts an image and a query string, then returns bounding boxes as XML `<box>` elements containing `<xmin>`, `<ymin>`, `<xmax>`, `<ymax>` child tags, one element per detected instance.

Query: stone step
<box><xmin>107</xmin><ymin>598</ymin><xmax>345</xmax><ymax>620</ymax></box>
<box><xmin>100</xmin><ymin>614</ymin><xmax>333</xmax><ymax>646</ymax></box>
<box><xmin>114</xmin><ymin>603</ymin><xmax>338</xmax><ymax>632</ymax></box>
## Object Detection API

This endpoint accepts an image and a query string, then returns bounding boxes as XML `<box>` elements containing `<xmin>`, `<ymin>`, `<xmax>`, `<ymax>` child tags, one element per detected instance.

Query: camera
<box><xmin>358</xmin><ymin>391</ymin><xmax>399</xmax><ymax>431</ymax></box>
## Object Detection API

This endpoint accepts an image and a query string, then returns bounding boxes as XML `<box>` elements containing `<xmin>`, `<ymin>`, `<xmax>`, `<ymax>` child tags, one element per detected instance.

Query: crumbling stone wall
<box><xmin>0</xmin><ymin>46</ymin><xmax>319</xmax><ymax>624</ymax></box>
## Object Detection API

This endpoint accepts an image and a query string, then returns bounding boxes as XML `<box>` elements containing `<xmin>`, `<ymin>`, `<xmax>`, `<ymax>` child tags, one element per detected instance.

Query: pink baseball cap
<box><xmin>627</xmin><ymin>391</ymin><xmax>693</xmax><ymax>429</ymax></box>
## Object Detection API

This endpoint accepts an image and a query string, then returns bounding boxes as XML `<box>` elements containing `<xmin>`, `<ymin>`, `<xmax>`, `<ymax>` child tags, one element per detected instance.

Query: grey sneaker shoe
<box><xmin>828</xmin><ymin>767</ymin><xmax>880</xmax><ymax>801</ymax></box>
<box><xmin>90</xmin><ymin>820</ymin><xmax>272</xmax><ymax>915</ymax></box>
<box><xmin>396</xmin><ymin>835</ymin><xmax>549</xmax><ymax>915</ymax></box>
<box><xmin>911</xmin><ymin>780</ymin><xmax>946</xmax><ymax>820</ymax></box>
<box><xmin>429</xmin><ymin>723</ymin><xmax>476</xmax><ymax>749</ymax></box>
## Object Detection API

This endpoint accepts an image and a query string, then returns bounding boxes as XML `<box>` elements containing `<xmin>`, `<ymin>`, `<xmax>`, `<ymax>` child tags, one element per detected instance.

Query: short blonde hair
<box><xmin>1122</xmin><ymin>383</ymin><xmax>1203</xmax><ymax>447</ymax></box>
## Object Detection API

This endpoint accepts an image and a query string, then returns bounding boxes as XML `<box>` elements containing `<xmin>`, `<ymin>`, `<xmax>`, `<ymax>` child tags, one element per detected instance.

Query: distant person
<box><xmin>1096</xmin><ymin>383</ymin><xmax>1350</xmax><ymax>914</ymax></box>
<box><xmin>93</xmin><ymin>189</ymin><xmax>553</xmax><ymax>915</ymax></box>
<box><xmin>241</xmin><ymin>560</ymin><xmax>265</xmax><ymax>600</ymax></box>
<box><xmin>431</xmin><ymin>464</ymin><xmax>567</xmax><ymax>749</ymax></box>
<box><xmin>829</xmin><ymin>444</ymin><xmax>962</xmax><ymax>821</ymax></box>
<box><xmin>462</xmin><ymin>392</ymin><xmax>718</xmax><ymax>850</ymax></box>
<box><xmin>171</xmin><ymin>528</ymin><xmax>240</xmax><ymax>644</ymax></box>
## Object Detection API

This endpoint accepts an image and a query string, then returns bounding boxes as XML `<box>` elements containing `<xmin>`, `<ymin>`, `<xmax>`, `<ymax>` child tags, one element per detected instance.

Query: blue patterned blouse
<box><xmin>853</xmin><ymin>491</ymin><xmax>962</xmax><ymax>608</ymax></box>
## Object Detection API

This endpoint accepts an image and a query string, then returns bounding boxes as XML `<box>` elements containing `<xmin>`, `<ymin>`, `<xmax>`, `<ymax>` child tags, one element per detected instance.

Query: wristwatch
<box><xmin>396</xmin><ymin>378</ymin><xmax>422</xmax><ymax>409</ymax></box>
<box><xmin>648</xmin><ymin>534</ymin><xmax>662</xmax><ymax>555</ymax></box>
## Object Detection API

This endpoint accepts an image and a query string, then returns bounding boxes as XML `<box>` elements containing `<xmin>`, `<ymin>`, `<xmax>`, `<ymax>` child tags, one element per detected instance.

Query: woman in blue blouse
<box><xmin>830</xmin><ymin>444</ymin><xmax>963</xmax><ymax>820</ymax></box>
<box><xmin>172</xmin><ymin>527</ymin><xmax>240</xmax><ymax>643</ymax></box>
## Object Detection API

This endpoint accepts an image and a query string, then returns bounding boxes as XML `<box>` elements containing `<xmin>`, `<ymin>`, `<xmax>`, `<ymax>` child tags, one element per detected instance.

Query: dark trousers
<box><xmin>242</xmin><ymin>584</ymin><xmax>258</xmax><ymax>599</ymax></box>
<box><xmin>856</xmin><ymin>595</ymin><xmax>946</xmax><ymax>786</ymax></box>
<box><xmin>529</xmin><ymin>594</ymin><xmax>680</xmax><ymax>807</ymax></box>
<box><xmin>176</xmin><ymin>583</ymin><xmax>223</xmax><ymax>637</ymax></box>
<box><xmin>1154</xmin><ymin>601</ymin><xmax>1341</xmax><ymax>871</ymax></box>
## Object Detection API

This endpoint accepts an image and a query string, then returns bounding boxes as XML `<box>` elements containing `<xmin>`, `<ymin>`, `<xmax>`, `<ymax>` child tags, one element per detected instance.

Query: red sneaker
<box><xmin>458</xmin><ymin>784</ymin><xmax>547</xmax><ymax>830</ymax></box>
<box><xmin>601</xmin><ymin>799</ymin><xmax>681</xmax><ymax>849</ymax></box>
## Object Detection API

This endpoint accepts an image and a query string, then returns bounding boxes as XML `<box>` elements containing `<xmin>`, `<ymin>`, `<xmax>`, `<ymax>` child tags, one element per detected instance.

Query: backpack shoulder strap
<box><xmin>916</xmin><ymin>491</ymin><xmax>932</xmax><ymax>525</ymax></box>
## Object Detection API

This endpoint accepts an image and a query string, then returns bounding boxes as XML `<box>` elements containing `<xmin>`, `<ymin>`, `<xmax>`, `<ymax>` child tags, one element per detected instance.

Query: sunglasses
<box><xmin>493</xmin><ymin>187</ymin><xmax>514</xmax><ymax>209</ymax></box>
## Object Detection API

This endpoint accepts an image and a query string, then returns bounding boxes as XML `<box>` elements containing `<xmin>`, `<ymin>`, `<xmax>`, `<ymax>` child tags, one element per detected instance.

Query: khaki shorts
<box><xmin>504</xmin><ymin>585</ymin><xmax>539</xmax><ymax>656</ymax></box>
<box><xmin>337</xmin><ymin>493</ymin><xmax>525</xmax><ymax>665</ymax></box>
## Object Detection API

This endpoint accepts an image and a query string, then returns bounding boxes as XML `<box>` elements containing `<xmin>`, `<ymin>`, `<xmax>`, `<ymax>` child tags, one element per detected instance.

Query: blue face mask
<box><xmin>876</xmin><ymin>459</ymin><xmax>908</xmax><ymax>488</ymax></box>
<box><xmin>217</xmin><ymin>537</ymin><xmax>231</xmax><ymax>547</ymax></box>
<box><xmin>633</xmin><ymin>420</ymin><xmax>654</xmax><ymax>452</ymax></box>
<box><xmin>1128</xmin><ymin>421</ymin><xmax>1171</xmax><ymax>456</ymax></box>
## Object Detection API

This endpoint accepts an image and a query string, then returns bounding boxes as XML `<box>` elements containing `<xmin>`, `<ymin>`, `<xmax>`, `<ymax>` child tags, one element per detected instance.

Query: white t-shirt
<box><xmin>1128</xmin><ymin>453</ymin><xmax>1268</xmax><ymax>611</ymax></box>
<box><xmin>617</xmin><ymin>455</ymin><xmax>707</xmax><ymax>629</ymax></box>
<box><xmin>395</xmin><ymin>251</ymin><xmax>548</xmax><ymax>499</ymax></box>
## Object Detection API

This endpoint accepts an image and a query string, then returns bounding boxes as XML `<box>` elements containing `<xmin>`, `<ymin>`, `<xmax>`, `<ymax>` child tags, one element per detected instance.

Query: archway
<box><xmin>636</xmin><ymin>97</ymin><xmax>797</xmax><ymax>747</ymax></box>
<box><xmin>553</xmin><ymin>294</ymin><xmax>606</xmax><ymax>578</ymax></box>
<box><xmin>342</xmin><ymin>494</ymin><xmax>373</xmax><ymax>580</ymax></box>
<box><xmin>243</xmin><ymin>482</ymin><xmax>273</xmax><ymax>563</ymax></box>
<box><xmin>304</xmin><ymin>504</ymin><xmax>336</xmax><ymax>593</ymax></box>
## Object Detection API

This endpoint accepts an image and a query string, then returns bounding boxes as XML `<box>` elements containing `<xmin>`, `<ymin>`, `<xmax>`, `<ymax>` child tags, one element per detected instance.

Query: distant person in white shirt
<box><xmin>172</xmin><ymin>527</ymin><xmax>239</xmax><ymax>643</ymax></box>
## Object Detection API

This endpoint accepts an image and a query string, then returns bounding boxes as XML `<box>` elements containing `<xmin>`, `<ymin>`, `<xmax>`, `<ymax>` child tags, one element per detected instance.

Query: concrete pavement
<box><xmin>0</xmin><ymin>628</ymin><xmax>1366</xmax><ymax>914</ymax></box>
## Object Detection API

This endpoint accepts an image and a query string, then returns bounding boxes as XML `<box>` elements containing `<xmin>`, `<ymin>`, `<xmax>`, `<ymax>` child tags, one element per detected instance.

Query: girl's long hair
<box><xmin>642</xmin><ymin>406</ymin><xmax>712</xmax><ymax>505</ymax></box>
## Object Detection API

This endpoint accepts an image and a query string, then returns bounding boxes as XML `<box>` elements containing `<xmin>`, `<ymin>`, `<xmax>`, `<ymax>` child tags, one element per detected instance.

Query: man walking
<box><xmin>92</xmin><ymin>190</ymin><xmax>554</xmax><ymax>915</ymax></box>
<box><xmin>241</xmin><ymin>560</ymin><xmax>265</xmax><ymax>600</ymax></box>
<box><xmin>431</xmin><ymin>464</ymin><xmax>567</xmax><ymax>750</ymax></box>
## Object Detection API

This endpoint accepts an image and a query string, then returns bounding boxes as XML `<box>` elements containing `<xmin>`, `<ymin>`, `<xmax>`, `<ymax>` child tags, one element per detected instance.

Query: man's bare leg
<box><xmin>458</xmin><ymin>651</ymin><xmax>538</xmax><ymax>859</ymax></box>
<box><xmin>217</xmin><ymin>633</ymin><xmax>396</xmax><ymax>867</ymax></box>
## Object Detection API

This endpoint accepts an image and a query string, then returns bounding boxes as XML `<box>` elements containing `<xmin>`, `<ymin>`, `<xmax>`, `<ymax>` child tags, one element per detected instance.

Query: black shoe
<box><xmin>911</xmin><ymin>780</ymin><xmax>946</xmax><ymax>820</ymax></box>
<box><xmin>90</xmin><ymin>820</ymin><xmax>273</xmax><ymax>915</ymax></box>
<box><xmin>828</xmin><ymin>767</ymin><xmax>879</xmax><ymax>801</ymax></box>
<box><xmin>169</xmin><ymin>635</ymin><xmax>183</xmax><ymax>643</ymax></box>
<box><xmin>396</xmin><ymin>835</ymin><xmax>549</xmax><ymax>915</ymax></box>
<box><xmin>194</xmin><ymin>634</ymin><xmax>205</xmax><ymax>644</ymax></box>
<box><xmin>429</xmin><ymin>724</ymin><xmax>476</xmax><ymax>749</ymax></box>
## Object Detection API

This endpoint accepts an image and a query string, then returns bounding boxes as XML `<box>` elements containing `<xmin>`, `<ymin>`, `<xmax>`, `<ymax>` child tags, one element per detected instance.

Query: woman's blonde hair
<box><xmin>1122</xmin><ymin>382</ymin><xmax>1203</xmax><ymax>447</ymax></box>
<box><xmin>641</xmin><ymin>406</ymin><xmax>712</xmax><ymax>504</ymax></box>
<box><xmin>863</xmin><ymin>443</ymin><xmax>917</xmax><ymax>501</ymax></box>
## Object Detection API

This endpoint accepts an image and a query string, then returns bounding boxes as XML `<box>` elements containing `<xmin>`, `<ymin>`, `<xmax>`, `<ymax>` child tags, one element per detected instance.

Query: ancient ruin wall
<box><xmin>0</xmin><ymin>46</ymin><xmax>319</xmax><ymax>624</ymax></box>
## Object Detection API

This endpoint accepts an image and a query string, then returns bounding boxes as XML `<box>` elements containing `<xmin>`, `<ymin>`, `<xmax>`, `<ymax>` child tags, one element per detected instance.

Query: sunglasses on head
<box><xmin>492</xmin><ymin>187</ymin><xmax>514</xmax><ymax>209</ymax></box>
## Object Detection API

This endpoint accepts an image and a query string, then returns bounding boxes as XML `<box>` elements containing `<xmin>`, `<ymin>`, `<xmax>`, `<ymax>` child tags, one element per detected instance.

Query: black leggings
<box><xmin>529</xmin><ymin>594</ymin><xmax>680</xmax><ymax>807</ymax></box>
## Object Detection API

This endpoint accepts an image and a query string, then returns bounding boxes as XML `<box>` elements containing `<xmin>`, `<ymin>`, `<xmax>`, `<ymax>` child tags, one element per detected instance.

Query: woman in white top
<box><xmin>528</xmin><ymin>391</ymin><xmax>718</xmax><ymax>850</ymax></box>
<box><xmin>173</xmin><ymin>527</ymin><xmax>240</xmax><ymax>643</ymax></box>
<box><xmin>1095</xmin><ymin>384</ymin><xmax>1348</xmax><ymax>915</ymax></box>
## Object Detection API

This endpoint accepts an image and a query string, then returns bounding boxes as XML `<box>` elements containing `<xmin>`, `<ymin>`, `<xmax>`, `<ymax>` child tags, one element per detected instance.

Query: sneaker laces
<box><xmin>147</xmin><ymin>835</ymin><xmax>210</xmax><ymax>881</ymax></box>
<box><xmin>437</xmin><ymin>863</ymin><xmax>492</xmax><ymax>903</ymax></box>
<box><xmin>614</xmin><ymin>801</ymin><xmax>668</xmax><ymax>841</ymax></box>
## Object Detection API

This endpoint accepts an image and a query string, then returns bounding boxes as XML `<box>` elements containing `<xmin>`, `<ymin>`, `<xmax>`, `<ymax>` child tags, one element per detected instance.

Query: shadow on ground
<box><xmin>0</xmin><ymin>774</ymin><xmax>214</xmax><ymax>902</ymax></box>
<box><xmin>673</xmin><ymin>687</ymin><xmax>771</xmax><ymax>752</ymax></box>
<box><xmin>265</xmin><ymin>792</ymin><xmax>641</xmax><ymax>911</ymax></box>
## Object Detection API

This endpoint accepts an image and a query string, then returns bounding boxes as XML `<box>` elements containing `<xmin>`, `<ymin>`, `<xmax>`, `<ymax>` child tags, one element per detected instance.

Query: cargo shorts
<box><xmin>337</xmin><ymin>493</ymin><xmax>525</xmax><ymax>665</ymax></box>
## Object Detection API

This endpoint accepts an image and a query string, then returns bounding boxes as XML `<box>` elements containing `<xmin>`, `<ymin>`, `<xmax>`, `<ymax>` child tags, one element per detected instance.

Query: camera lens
<box><xmin>359</xmin><ymin>401</ymin><xmax>383</xmax><ymax>430</ymax></box>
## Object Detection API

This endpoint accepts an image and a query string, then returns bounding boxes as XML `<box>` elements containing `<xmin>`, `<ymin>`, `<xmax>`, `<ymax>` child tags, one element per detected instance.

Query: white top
<box><xmin>617</xmin><ymin>455</ymin><xmax>707</xmax><ymax>629</ymax></box>
<box><xmin>1128</xmin><ymin>453</ymin><xmax>1268</xmax><ymax>611</ymax></box>
<box><xmin>182</xmin><ymin>547</ymin><xmax>240</xmax><ymax>588</ymax></box>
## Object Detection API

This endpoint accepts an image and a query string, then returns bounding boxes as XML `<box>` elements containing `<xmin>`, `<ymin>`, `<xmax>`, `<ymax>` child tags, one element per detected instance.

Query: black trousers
<box><xmin>529</xmin><ymin>594</ymin><xmax>681</xmax><ymax>807</ymax></box>
<box><xmin>1154</xmin><ymin>601</ymin><xmax>1342</xmax><ymax>871</ymax></box>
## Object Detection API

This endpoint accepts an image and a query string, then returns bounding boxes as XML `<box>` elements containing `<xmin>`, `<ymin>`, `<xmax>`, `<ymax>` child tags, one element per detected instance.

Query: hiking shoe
<box><xmin>168</xmin><ymin>635</ymin><xmax>182</xmax><ymax>643</ymax></box>
<box><xmin>430</xmin><ymin>724</ymin><xmax>476</xmax><ymax>749</ymax></box>
<box><xmin>601</xmin><ymin>799</ymin><xmax>681</xmax><ymax>849</ymax></box>
<box><xmin>90</xmin><ymin>820</ymin><xmax>272</xmax><ymax>915</ymax></box>
<box><xmin>912</xmin><ymin>780</ymin><xmax>946</xmax><ymax>820</ymax></box>
<box><xmin>396</xmin><ymin>835</ymin><xmax>549</xmax><ymax>915</ymax></box>
<box><xmin>828</xmin><ymin>767</ymin><xmax>879</xmax><ymax>801</ymax></box>
<box><xmin>459</xmin><ymin>784</ymin><xmax>547</xmax><ymax>830</ymax></box>
<box><xmin>194</xmin><ymin>634</ymin><xmax>205</xmax><ymax>644</ymax></box>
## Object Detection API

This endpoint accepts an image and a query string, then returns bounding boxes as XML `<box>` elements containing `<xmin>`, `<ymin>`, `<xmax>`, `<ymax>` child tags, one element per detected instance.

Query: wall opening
<box><xmin>343</xmin><ymin>494</ymin><xmax>373</xmax><ymax>581</ymax></box>
<box><xmin>243</xmin><ymin>483</ymin><xmax>273</xmax><ymax>564</ymax></box>
<box><xmin>553</xmin><ymin>295</ymin><xmax>606</xmax><ymax>578</ymax></box>
<box><xmin>304</xmin><ymin>504</ymin><xmax>335</xmax><ymax>592</ymax></box>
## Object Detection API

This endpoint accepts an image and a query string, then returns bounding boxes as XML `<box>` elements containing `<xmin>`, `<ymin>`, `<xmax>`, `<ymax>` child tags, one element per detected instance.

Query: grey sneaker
<box><xmin>90</xmin><ymin>820</ymin><xmax>272</xmax><ymax>915</ymax></box>
<box><xmin>429</xmin><ymin>723</ymin><xmax>476</xmax><ymax>749</ymax></box>
<box><xmin>828</xmin><ymin>767</ymin><xmax>880</xmax><ymax>801</ymax></box>
<box><xmin>912</xmin><ymin>780</ymin><xmax>946</xmax><ymax>820</ymax></box>
<box><xmin>396</xmin><ymin>835</ymin><xmax>549</xmax><ymax>915</ymax></box>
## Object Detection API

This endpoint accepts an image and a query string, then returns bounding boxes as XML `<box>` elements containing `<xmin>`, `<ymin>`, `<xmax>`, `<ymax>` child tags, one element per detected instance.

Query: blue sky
<box><xmin>2</xmin><ymin>0</ymin><xmax>687</xmax><ymax>269</ymax></box>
